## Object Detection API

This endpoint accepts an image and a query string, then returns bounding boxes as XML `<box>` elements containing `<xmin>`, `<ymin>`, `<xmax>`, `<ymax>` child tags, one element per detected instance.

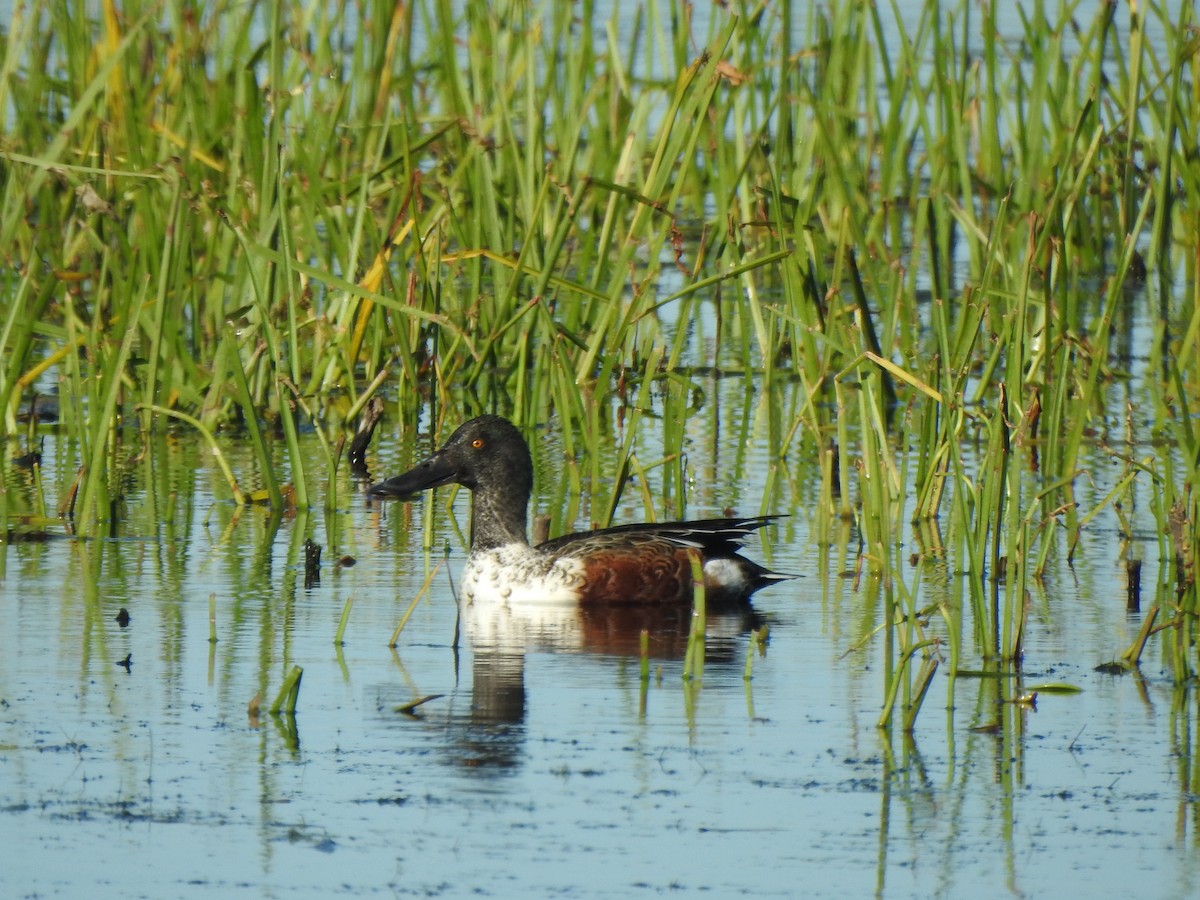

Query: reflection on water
<box><xmin>2</xmin><ymin>376</ymin><xmax>1200</xmax><ymax>897</ymax></box>
<box><xmin>375</xmin><ymin>598</ymin><xmax>765</xmax><ymax>775</ymax></box>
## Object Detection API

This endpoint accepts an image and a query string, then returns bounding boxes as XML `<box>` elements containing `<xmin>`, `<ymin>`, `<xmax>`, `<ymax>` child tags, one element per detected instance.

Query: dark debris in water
<box><xmin>280</xmin><ymin>826</ymin><xmax>338</xmax><ymax>854</ymax></box>
<box><xmin>36</xmin><ymin>741</ymin><xmax>88</xmax><ymax>754</ymax></box>
<box><xmin>304</xmin><ymin>538</ymin><xmax>321</xmax><ymax>588</ymax></box>
<box><xmin>839</xmin><ymin>777</ymin><xmax>882</xmax><ymax>793</ymax></box>
<box><xmin>22</xmin><ymin>795</ymin><xmax>228</xmax><ymax>827</ymax></box>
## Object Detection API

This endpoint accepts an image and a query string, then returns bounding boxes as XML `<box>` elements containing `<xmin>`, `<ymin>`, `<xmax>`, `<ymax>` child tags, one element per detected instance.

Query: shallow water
<box><xmin>2</xmin><ymin>0</ymin><xmax>1197</xmax><ymax>891</ymax></box>
<box><xmin>3</xmin><ymin>373</ymin><xmax>1199</xmax><ymax>898</ymax></box>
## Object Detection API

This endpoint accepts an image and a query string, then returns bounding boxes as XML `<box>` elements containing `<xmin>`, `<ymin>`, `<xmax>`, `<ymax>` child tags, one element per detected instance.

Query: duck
<box><xmin>368</xmin><ymin>414</ymin><xmax>791</xmax><ymax>607</ymax></box>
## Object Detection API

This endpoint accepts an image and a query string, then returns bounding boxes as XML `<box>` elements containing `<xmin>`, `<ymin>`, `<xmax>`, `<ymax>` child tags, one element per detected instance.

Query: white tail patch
<box><xmin>703</xmin><ymin>557</ymin><xmax>748</xmax><ymax>590</ymax></box>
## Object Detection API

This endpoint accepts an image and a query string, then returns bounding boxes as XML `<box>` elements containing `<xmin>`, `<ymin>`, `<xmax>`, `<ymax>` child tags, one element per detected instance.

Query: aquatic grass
<box><xmin>389</xmin><ymin>558</ymin><xmax>447</xmax><ymax>648</ymax></box>
<box><xmin>682</xmin><ymin>549</ymin><xmax>706</xmax><ymax>683</ymax></box>
<box><xmin>334</xmin><ymin>596</ymin><xmax>353</xmax><ymax>647</ymax></box>
<box><xmin>0</xmin><ymin>268</ymin><xmax>53</xmax><ymax>436</ymax></box>
<box><xmin>1121</xmin><ymin>602</ymin><xmax>1163</xmax><ymax>670</ymax></box>
<box><xmin>3</xmin><ymin>0</ymin><xmax>1200</xmax><ymax>719</ymax></box>
<box><xmin>73</xmin><ymin>277</ymin><xmax>145</xmax><ymax>536</ymax></box>
<box><xmin>1152</xmin><ymin>350</ymin><xmax>1200</xmax><ymax>683</ymax></box>
<box><xmin>394</xmin><ymin>694</ymin><xmax>446</xmax><ymax>716</ymax></box>
<box><xmin>139</xmin><ymin>405</ymin><xmax>246</xmax><ymax>506</ymax></box>
<box><xmin>639</xmin><ymin>628</ymin><xmax>651</xmax><ymax>685</ymax></box>
<box><xmin>743</xmin><ymin>625</ymin><xmax>769</xmax><ymax>684</ymax></box>
<box><xmin>270</xmin><ymin>665</ymin><xmax>304</xmax><ymax>715</ymax></box>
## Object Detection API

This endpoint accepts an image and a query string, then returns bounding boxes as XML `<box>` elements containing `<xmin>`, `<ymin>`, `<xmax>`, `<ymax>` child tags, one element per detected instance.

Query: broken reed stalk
<box><xmin>389</xmin><ymin>559</ymin><xmax>445</xmax><ymax>648</ymax></box>
<box><xmin>877</xmin><ymin>640</ymin><xmax>939</xmax><ymax>730</ymax></box>
<box><xmin>269</xmin><ymin>665</ymin><xmax>303</xmax><ymax>715</ymax></box>
<box><xmin>1120</xmin><ymin>605</ymin><xmax>1161</xmax><ymax>669</ymax></box>
<box><xmin>335</xmin><ymin>596</ymin><xmax>353</xmax><ymax>646</ymax></box>
<box><xmin>743</xmin><ymin>628</ymin><xmax>764</xmax><ymax>682</ymax></box>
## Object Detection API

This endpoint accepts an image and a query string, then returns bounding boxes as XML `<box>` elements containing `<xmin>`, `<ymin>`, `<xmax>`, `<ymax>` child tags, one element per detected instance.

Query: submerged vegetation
<box><xmin>1</xmin><ymin>0</ymin><xmax>1198</xmax><ymax>725</ymax></box>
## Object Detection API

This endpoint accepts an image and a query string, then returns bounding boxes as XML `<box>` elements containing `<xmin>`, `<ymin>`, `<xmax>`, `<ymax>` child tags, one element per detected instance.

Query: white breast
<box><xmin>459</xmin><ymin>544</ymin><xmax>587</xmax><ymax>653</ymax></box>
<box><xmin>460</xmin><ymin>544</ymin><xmax>587</xmax><ymax>606</ymax></box>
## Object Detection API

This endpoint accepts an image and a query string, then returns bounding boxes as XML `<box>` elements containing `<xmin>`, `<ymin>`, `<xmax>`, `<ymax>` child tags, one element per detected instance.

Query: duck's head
<box><xmin>368</xmin><ymin>414</ymin><xmax>534</xmax><ymax>502</ymax></box>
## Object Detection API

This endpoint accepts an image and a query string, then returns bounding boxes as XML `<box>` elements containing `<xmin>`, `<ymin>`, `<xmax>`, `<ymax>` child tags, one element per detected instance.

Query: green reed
<box><xmin>334</xmin><ymin>596</ymin><xmax>353</xmax><ymax>646</ymax></box>
<box><xmin>2</xmin><ymin>0</ymin><xmax>1198</xmax><ymax>720</ymax></box>
<box><xmin>270</xmin><ymin>664</ymin><xmax>304</xmax><ymax>715</ymax></box>
<box><xmin>682</xmin><ymin>549</ymin><xmax>706</xmax><ymax>683</ymax></box>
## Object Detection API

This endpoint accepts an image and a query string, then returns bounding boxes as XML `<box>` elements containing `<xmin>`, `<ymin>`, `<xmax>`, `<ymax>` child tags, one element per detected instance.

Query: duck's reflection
<box><xmin>435</xmin><ymin>598</ymin><xmax>764</xmax><ymax>772</ymax></box>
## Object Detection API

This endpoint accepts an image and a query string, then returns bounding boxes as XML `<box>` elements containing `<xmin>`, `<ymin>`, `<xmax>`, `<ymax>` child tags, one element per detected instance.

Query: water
<box><xmin>2</xmin><ymin>369</ymin><xmax>1198</xmax><ymax>898</ymax></box>
<box><xmin>3</xmin><ymin>0</ymin><xmax>1198</xmax><ymax>895</ymax></box>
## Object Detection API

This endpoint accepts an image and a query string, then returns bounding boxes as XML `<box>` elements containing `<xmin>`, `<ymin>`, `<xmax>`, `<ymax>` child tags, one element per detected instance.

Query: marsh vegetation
<box><xmin>1</xmin><ymin>0</ymin><xmax>1198</xmax><ymax>782</ymax></box>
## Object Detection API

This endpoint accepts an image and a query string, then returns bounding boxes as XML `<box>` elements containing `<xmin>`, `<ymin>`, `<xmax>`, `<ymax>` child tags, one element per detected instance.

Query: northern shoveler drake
<box><xmin>369</xmin><ymin>415</ymin><xmax>791</xmax><ymax>607</ymax></box>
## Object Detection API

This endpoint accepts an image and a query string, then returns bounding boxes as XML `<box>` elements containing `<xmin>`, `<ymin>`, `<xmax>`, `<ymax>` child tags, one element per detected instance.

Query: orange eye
<box><xmin>472</xmin><ymin>438</ymin><xmax>485</xmax><ymax>449</ymax></box>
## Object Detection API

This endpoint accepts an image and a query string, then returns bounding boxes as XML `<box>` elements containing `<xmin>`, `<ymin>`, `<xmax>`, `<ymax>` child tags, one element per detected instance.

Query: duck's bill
<box><xmin>368</xmin><ymin>453</ymin><xmax>457</xmax><ymax>499</ymax></box>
